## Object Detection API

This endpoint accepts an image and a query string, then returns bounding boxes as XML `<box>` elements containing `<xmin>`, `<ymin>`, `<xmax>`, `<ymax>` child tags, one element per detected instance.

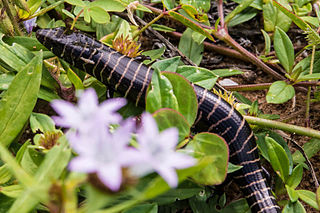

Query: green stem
<box><xmin>1</xmin><ymin>0</ymin><xmax>23</xmax><ymax>36</ymax></box>
<box><xmin>305</xmin><ymin>45</ymin><xmax>316</xmax><ymax>127</ymax></box>
<box><xmin>26</xmin><ymin>0</ymin><xmax>64</xmax><ymax>20</ymax></box>
<box><xmin>132</xmin><ymin>12</ymin><xmax>164</xmax><ymax>40</ymax></box>
<box><xmin>244</xmin><ymin>115</ymin><xmax>320</xmax><ymax>139</ymax></box>
<box><xmin>71</xmin><ymin>9</ymin><xmax>84</xmax><ymax>30</ymax></box>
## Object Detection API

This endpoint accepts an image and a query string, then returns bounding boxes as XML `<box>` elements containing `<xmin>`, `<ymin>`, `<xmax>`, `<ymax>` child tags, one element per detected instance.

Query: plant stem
<box><xmin>71</xmin><ymin>9</ymin><xmax>84</xmax><ymax>30</ymax></box>
<box><xmin>26</xmin><ymin>0</ymin><xmax>64</xmax><ymax>20</ymax></box>
<box><xmin>305</xmin><ymin>45</ymin><xmax>315</xmax><ymax>127</ymax></box>
<box><xmin>244</xmin><ymin>115</ymin><xmax>320</xmax><ymax>139</ymax></box>
<box><xmin>1</xmin><ymin>0</ymin><xmax>23</xmax><ymax>36</ymax></box>
<box><xmin>132</xmin><ymin>12</ymin><xmax>164</xmax><ymax>40</ymax></box>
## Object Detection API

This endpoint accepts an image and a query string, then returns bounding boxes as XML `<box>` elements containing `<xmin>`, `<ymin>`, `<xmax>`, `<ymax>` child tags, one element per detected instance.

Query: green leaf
<box><xmin>178</xmin><ymin>28</ymin><xmax>204</xmax><ymax>66</ymax></box>
<box><xmin>146</xmin><ymin>69</ymin><xmax>179</xmax><ymax>114</ymax></box>
<box><xmin>227</xmin><ymin>162</ymin><xmax>243</xmax><ymax>173</ymax></box>
<box><xmin>123</xmin><ymin>203</ymin><xmax>157</xmax><ymax>213</ymax></box>
<box><xmin>151</xmin><ymin>24</ymin><xmax>176</xmax><ymax>32</ymax></box>
<box><xmin>221</xmin><ymin>198</ymin><xmax>250</xmax><ymax>213</ymax></box>
<box><xmin>188</xmin><ymin>133</ymin><xmax>228</xmax><ymax>185</ymax></box>
<box><xmin>210</xmin><ymin>68</ymin><xmax>244</xmax><ymax>77</ymax></box>
<box><xmin>292</xmin><ymin>138</ymin><xmax>320</xmax><ymax>164</ymax></box>
<box><xmin>142</xmin><ymin>47</ymin><xmax>165</xmax><ymax>65</ymax></box>
<box><xmin>317</xmin><ymin>186</ymin><xmax>320</xmax><ymax>210</ymax></box>
<box><xmin>274</xmin><ymin>27</ymin><xmax>294</xmax><ymax>73</ymax></box>
<box><xmin>287</xmin><ymin>164</ymin><xmax>303</xmax><ymax>188</ymax></box>
<box><xmin>0</xmin><ymin>165</ymin><xmax>12</xmax><ymax>184</ymax></box>
<box><xmin>286</xmin><ymin>185</ymin><xmax>299</xmax><ymax>202</ymax></box>
<box><xmin>263</xmin><ymin>0</ymin><xmax>292</xmax><ymax>32</ymax></box>
<box><xmin>297</xmin><ymin>73</ymin><xmax>320</xmax><ymax>81</ymax></box>
<box><xmin>153</xmin><ymin>109</ymin><xmax>190</xmax><ymax>142</ymax></box>
<box><xmin>261</xmin><ymin>29</ymin><xmax>271</xmax><ymax>54</ymax></box>
<box><xmin>266</xmin><ymin>81</ymin><xmax>295</xmax><ymax>104</ymax></box>
<box><xmin>64</xmin><ymin>0</ymin><xmax>86</xmax><ymax>7</ymax></box>
<box><xmin>162</xmin><ymin>0</ymin><xmax>175</xmax><ymax>10</ymax></box>
<box><xmin>176</xmin><ymin>65</ymin><xmax>218</xmax><ymax>90</ymax></box>
<box><xmin>296</xmin><ymin>190</ymin><xmax>319</xmax><ymax>210</ymax></box>
<box><xmin>228</xmin><ymin>7</ymin><xmax>258</xmax><ymax>27</ymax></box>
<box><xmin>88</xmin><ymin>6</ymin><xmax>110</xmax><ymax>24</ymax></box>
<box><xmin>0</xmin><ymin>72</ymin><xmax>14</xmax><ymax>90</ymax></box>
<box><xmin>152</xmin><ymin>56</ymin><xmax>180</xmax><ymax>72</ymax></box>
<box><xmin>84</xmin><ymin>8</ymin><xmax>91</xmax><ymax>23</ymax></box>
<box><xmin>0</xmin><ymin>185</ymin><xmax>23</xmax><ymax>198</ymax></box>
<box><xmin>283</xmin><ymin>200</ymin><xmax>306</xmax><ymax>213</ymax></box>
<box><xmin>29</xmin><ymin>113</ymin><xmax>56</xmax><ymax>133</ymax></box>
<box><xmin>168</xmin><ymin>11</ymin><xmax>215</xmax><ymax>41</ymax></box>
<box><xmin>162</xmin><ymin>72</ymin><xmax>198</xmax><ymax>125</ymax></box>
<box><xmin>180</xmin><ymin>0</ymin><xmax>211</xmax><ymax>12</ymax></box>
<box><xmin>21</xmin><ymin>147</ymin><xmax>44</xmax><ymax>175</ymax></box>
<box><xmin>0</xmin><ymin>53</ymin><xmax>42</xmax><ymax>146</ymax></box>
<box><xmin>225</xmin><ymin>0</ymin><xmax>255</xmax><ymax>24</ymax></box>
<box><xmin>89</xmin><ymin>0</ymin><xmax>125</xmax><ymax>11</ymax></box>
<box><xmin>265</xmin><ymin>136</ymin><xmax>289</xmax><ymax>182</ymax></box>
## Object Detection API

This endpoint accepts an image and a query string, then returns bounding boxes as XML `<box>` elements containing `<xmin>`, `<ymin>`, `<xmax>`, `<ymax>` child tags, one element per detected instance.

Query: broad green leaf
<box><xmin>0</xmin><ymin>53</ymin><xmax>42</xmax><ymax>146</ymax></box>
<box><xmin>64</xmin><ymin>0</ymin><xmax>86</xmax><ymax>7</ymax></box>
<box><xmin>152</xmin><ymin>56</ymin><xmax>180</xmax><ymax>72</ymax></box>
<box><xmin>225</xmin><ymin>0</ymin><xmax>255</xmax><ymax>24</ymax></box>
<box><xmin>88</xmin><ymin>6</ymin><xmax>110</xmax><ymax>24</ymax></box>
<box><xmin>286</xmin><ymin>164</ymin><xmax>303</xmax><ymax>188</ymax></box>
<box><xmin>296</xmin><ymin>190</ymin><xmax>319</xmax><ymax>210</ymax></box>
<box><xmin>21</xmin><ymin>147</ymin><xmax>44</xmax><ymax>175</ymax></box>
<box><xmin>176</xmin><ymin>65</ymin><xmax>218</xmax><ymax>90</ymax></box>
<box><xmin>0</xmin><ymin>73</ymin><xmax>14</xmax><ymax>90</ymax></box>
<box><xmin>3</xmin><ymin>36</ymin><xmax>45</xmax><ymax>51</ymax></box>
<box><xmin>274</xmin><ymin>27</ymin><xmax>294</xmax><ymax>73</ymax></box>
<box><xmin>162</xmin><ymin>0</ymin><xmax>175</xmax><ymax>10</ymax></box>
<box><xmin>188</xmin><ymin>133</ymin><xmax>228</xmax><ymax>185</ymax></box>
<box><xmin>89</xmin><ymin>0</ymin><xmax>125</xmax><ymax>11</ymax></box>
<box><xmin>178</xmin><ymin>28</ymin><xmax>204</xmax><ymax>66</ymax></box>
<box><xmin>146</xmin><ymin>69</ymin><xmax>179</xmax><ymax>113</ymax></box>
<box><xmin>123</xmin><ymin>203</ymin><xmax>157</xmax><ymax>213</ymax></box>
<box><xmin>285</xmin><ymin>185</ymin><xmax>299</xmax><ymax>202</ymax></box>
<box><xmin>142</xmin><ymin>47</ymin><xmax>165</xmax><ymax>65</ymax></box>
<box><xmin>168</xmin><ymin>11</ymin><xmax>215</xmax><ymax>41</ymax></box>
<box><xmin>29</xmin><ymin>112</ymin><xmax>56</xmax><ymax>133</ymax></box>
<box><xmin>292</xmin><ymin>138</ymin><xmax>320</xmax><ymax>164</ymax></box>
<box><xmin>266</xmin><ymin>81</ymin><xmax>295</xmax><ymax>104</ymax></box>
<box><xmin>84</xmin><ymin>8</ymin><xmax>91</xmax><ymax>23</ymax></box>
<box><xmin>265</xmin><ymin>136</ymin><xmax>289</xmax><ymax>182</ymax></box>
<box><xmin>283</xmin><ymin>200</ymin><xmax>306</xmax><ymax>213</ymax></box>
<box><xmin>162</xmin><ymin>72</ymin><xmax>198</xmax><ymax>125</ymax></box>
<box><xmin>153</xmin><ymin>109</ymin><xmax>190</xmax><ymax>142</ymax></box>
<box><xmin>263</xmin><ymin>0</ymin><xmax>292</xmax><ymax>32</ymax></box>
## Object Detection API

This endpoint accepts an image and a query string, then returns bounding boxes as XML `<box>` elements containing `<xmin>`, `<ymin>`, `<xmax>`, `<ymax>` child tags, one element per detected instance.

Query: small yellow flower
<box><xmin>112</xmin><ymin>35</ymin><xmax>142</xmax><ymax>58</ymax></box>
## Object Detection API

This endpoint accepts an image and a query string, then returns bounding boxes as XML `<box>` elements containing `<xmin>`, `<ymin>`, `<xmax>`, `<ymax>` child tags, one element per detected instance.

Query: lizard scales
<box><xmin>36</xmin><ymin>27</ymin><xmax>280</xmax><ymax>213</ymax></box>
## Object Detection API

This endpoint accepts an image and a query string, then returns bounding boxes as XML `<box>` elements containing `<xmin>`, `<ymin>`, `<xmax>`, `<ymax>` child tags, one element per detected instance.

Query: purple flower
<box><xmin>69</xmin><ymin>120</ymin><xmax>140</xmax><ymax>191</ymax></box>
<box><xmin>23</xmin><ymin>8</ymin><xmax>40</xmax><ymax>34</ymax></box>
<box><xmin>131</xmin><ymin>113</ymin><xmax>196</xmax><ymax>187</ymax></box>
<box><xmin>51</xmin><ymin>88</ymin><xmax>126</xmax><ymax>135</ymax></box>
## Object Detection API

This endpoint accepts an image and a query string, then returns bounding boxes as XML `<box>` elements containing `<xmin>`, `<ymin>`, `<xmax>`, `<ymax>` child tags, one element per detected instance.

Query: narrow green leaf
<box><xmin>265</xmin><ymin>136</ymin><xmax>289</xmax><ymax>182</ymax></box>
<box><xmin>123</xmin><ymin>203</ymin><xmax>157</xmax><ymax>213</ymax></box>
<box><xmin>151</xmin><ymin>24</ymin><xmax>176</xmax><ymax>32</ymax></box>
<box><xmin>1</xmin><ymin>185</ymin><xmax>23</xmax><ymax>198</ymax></box>
<box><xmin>168</xmin><ymin>11</ymin><xmax>215</xmax><ymax>41</ymax></box>
<box><xmin>64</xmin><ymin>0</ymin><xmax>86</xmax><ymax>7</ymax></box>
<box><xmin>261</xmin><ymin>29</ymin><xmax>271</xmax><ymax>54</ymax></box>
<box><xmin>287</xmin><ymin>164</ymin><xmax>303</xmax><ymax>188</ymax></box>
<box><xmin>153</xmin><ymin>108</ymin><xmax>190</xmax><ymax>142</ymax></box>
<box><xmin>266</xmin><ymin>81</ymin><xmax>295</xmax><ymax>104</ymax></box>
<box><xmin>162</xmin><ymin>0</ymin><xmax>175</xmax><ymax>10</ymax></box>
<box><xmin>274</xmin><ymin>27</ymin><xmax>294</xmax><ymax>73</ymax></box>
<box><xmin>89</xmin><ymin>0</ymin><xmax>125</xmax><ymax>11</ymax></box>
<box><xmin>292</xmin><ymin>138</ymin><xmax>320</xmax><ymax>164</ymax></box>
<box><xmin>297</xmin><ymin>73</ymin><xmax>320</xmax><ymax>81</ymax></box>
<box><xmin>228</xmin><ymin>7</ymin><xmax>258</xmax><ymax>27</ymax></box>
<box><xmin>178</xmin><ymin>28</ymin><xmax>204</xmax><ymax>66</ymax></box>
<box><xmin>285</xmin><ymin>185</ymin><xmax>299</xmax><ymax>202</ymax></box>
<box><xmin>0</xmin><ymin>53</ymin><xmax>42</xmax><ymax>146</ymax></box>
<box><xmin>296</xmin><ymin>190</ymin><xmax>319</xmax><ymax>210</ymax></box>
<box><xmin>188</xmin><ymin>133</ymin><xmax>228</xmax><ymax>185</ymax></box>
<box><xmin>225</xmin><ymin>0</ymin><xmax>255</xmax><ymax>24</ymax></box>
